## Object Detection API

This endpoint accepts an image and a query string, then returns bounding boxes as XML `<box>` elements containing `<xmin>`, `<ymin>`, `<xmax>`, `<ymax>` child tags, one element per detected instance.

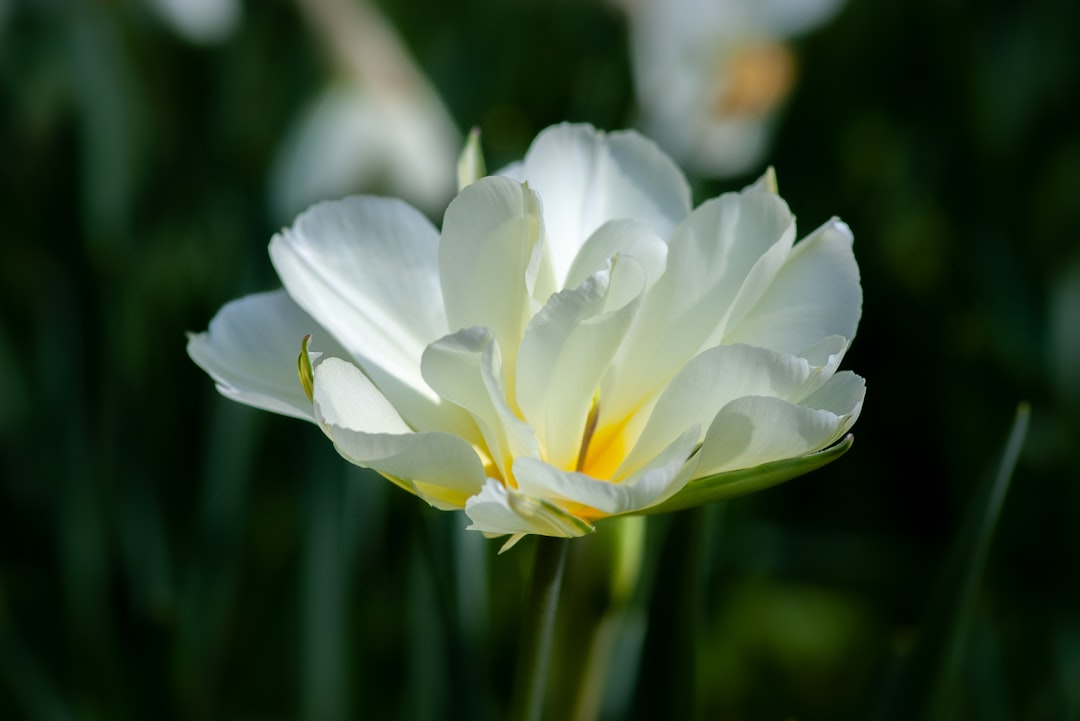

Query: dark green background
<box><xmin>1</xmin><ymin>0</ymin><xmax>1078</xmax><ymax>718</ymax></box>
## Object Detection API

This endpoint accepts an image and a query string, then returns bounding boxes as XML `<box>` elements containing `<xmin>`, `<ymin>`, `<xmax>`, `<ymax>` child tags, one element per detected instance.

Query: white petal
<box><xmin>312</xmin><ymin>357</ymin><xmax>411</xmax><ymax>434</ymax></box>
<box><xmin>269</xmin><ymin>195</ymin><xmax>449</xmax><ymax>428</ymax></box>
<box><xmin>516</xmin><ymin>257</ymin><xmax>645</xmax><ymax>470</ymax></box>
<box><xmin>604</xmin><ymin>188</ymin><xmax>795</xmax><ymax>421</ymax></box>
<box><xmin>187</xmin><ymin>289</ymin><xmax>346</xmax><ymax>422</ymax></box>
<box><xmin>146</xmin><ymin>0</ymin><xmax>240</xmax><ymax>44</ymax></box>
<box><xmin>513</xmin><ymin>427</ymin><xmax>699</xmax><ymax>516</ymax></box>
<box><xmin>694</xmin><ymin>376</ymin><xmax>865</xmax><ymax>477</ymax></box>
<box><xmin>464</xmin><ymin>479</ymin><xmax>595</xmax><ymax>538</ymax></box>
<box><xmin>497</xmin><ymin>161</ymin><xmax>525</xmax><ymax>181</ymax></box>
<box><xmin>510</xmin><ymin>123</ymin><xmax>691</xmax><ymax>286</ymax></box>
<box><xmin>563</xmin><ymin>219</ymin><xmax>668</xmax><ymax>291</ymax></box>
<box><xmin>421</xmin><ymin>327</ymin><xmax>539</xmax><ymax>481</ymax></box>
<box><xmin>723</xmin><ymin>218</ymin><xmax>862</xmax><ymax>357</ymax></box>
<box><xmin>760</xmin><ymin>0</ymin><xmax>846</xmax><ymax>37</ymax></box>
<box><xmin>313</xmin><ymin>357</ymin><xmax>485</xmax><ymax>509</ymax></box>
<box><xmin>801</xmin><ymin>370</ymin><xmax>867</xmax><ymax>417</ymax></box>
<box><xmin>619</xmin><ymin>344</ymin><xmax>831</xmax><ymax>477</ymax></box>
<box><xmin>797</xmin><ymin>334</ymin><xmax>852</xmax><ymax>371</ymax></box>
<box><xmin>438</xmin><ymin>177</ymin><xmax>553</xmax><ymax>379</ymax></box>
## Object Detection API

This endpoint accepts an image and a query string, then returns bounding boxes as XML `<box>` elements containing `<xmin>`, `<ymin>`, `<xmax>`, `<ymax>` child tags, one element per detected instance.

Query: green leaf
<box><xmin>634</xmin><ymin>434</ymin><xmax>855</xmax><ymax>516</ymax></box>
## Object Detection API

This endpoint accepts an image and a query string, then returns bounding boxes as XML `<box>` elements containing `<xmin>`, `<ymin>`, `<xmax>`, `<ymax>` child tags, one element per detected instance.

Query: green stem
<box><xmin>510</xmin><ymin>535</ymin><xmax>570</xmax><ymax>721</ymax></box>
<box><xmin>632</xmin><ymin>509</ymin><xmax>706</xmax><ymax>719</ymax></box>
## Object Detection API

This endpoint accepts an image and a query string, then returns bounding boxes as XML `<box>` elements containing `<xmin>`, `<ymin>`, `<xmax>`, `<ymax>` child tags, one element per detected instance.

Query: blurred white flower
<box><xmin>270</xmin><ymin>81</ymin><xmax>459</xmax><ymax>222</ymax></box>
<box><xmin>143</xmin><ymin>0</ymin><xmax>240</xmax><ymax>44</ymax></box>
<box><xmin>270</xmin><ymin>0</ymin><xmax>459</xmax><ymax>221</ymax></box>
<box><xmin>189</xmin><ymin>123</ymin><xmax>864</xmax><ymax>549</ymax></box>
<box><xmin>622</xmin><ymin>0</ymin><xmax>845</xmax><ymax>177</ymax></box>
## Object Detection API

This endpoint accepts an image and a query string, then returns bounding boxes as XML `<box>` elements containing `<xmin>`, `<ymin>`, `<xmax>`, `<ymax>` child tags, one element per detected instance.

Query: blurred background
<box><xmin>1</xmin><ymin>0</ymin><xmax>1078</xmax><ymax>719</ymax></box>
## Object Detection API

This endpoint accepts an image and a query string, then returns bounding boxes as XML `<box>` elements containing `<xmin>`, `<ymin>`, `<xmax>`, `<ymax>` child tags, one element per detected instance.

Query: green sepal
<box><xmin>456</xmin><ymin>127</ymin><xmax>486</xmax><ymax>190</ymax></box>
<box><xmin>298</xmin><ymin>334</ymin><xmax>315</xmax><ymax>403</ymax></box>
<box><xmin>744</xmin><ymin>166</ymin><xmax>779</xmax><ymax>194</ymax></box>
<box><xmin>636</xmin><ymin>434</ymin><xmax>855</xmax><ymax>515</ymax></box>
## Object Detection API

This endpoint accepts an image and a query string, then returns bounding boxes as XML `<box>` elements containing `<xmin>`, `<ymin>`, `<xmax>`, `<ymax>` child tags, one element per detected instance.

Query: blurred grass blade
<box><xmin>302</xmin><ymin>456</ymin><xmax>350</xmax><ymax>721</ymax></box>
<box><xmin>406</xmin><ymin>532</ymin><xmax>449</xmax><ymax>721</ymax></box>
<box><xmin>875</xmin><ymin>402</ymin><xmax>1030</xmax><ymax>721</ymax></box>
<box><xmin>0</xmin><ymin>595</ymin><xmax>72</xmax><ymax>721</ymax></box>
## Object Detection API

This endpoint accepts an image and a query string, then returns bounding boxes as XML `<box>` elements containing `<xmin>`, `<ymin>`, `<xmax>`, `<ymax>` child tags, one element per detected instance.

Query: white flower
<box><xmin>623</xmin><ymin>0</ymin><xmax>845</xmax><ymax>177</ymax></box>
<box><xmin>269</xmin><ymin>0</ymin><xmax>460</xmax><ymax>220</ymax></box>
<box><xmin>143</xmin><ymin>0</ymin><xmax>241</xmax><ymax>44</ymax></box>
<box><xmin>189</xmin><ymin>123</ymin><xmax>864</xmax><ymax>549</ymax></box>
<box><xmin>269</xmin><ymin>82</ymin><xmax>460</xmax><ymax>222</ymax></box>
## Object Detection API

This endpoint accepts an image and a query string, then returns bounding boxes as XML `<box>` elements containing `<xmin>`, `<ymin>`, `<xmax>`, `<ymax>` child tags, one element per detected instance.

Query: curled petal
<box><xmin>514</xmin><ymin>427</ymin><xmax>699</xmax><ymax>517</ymax></box>
<box><xmin>563</xmin><ymin>219</ymin><xmax>668</xmax><ymax>291</ymax></box>
<box><xmin>619</xmin><ymin>343</ymin><xmax>840</xmax><ymax>477</ymax></box>
<box><xmin>509</xmin><ymin>123</ymin><xmax>691</xmax><ymax>286</ymax></box>
<box><xmin>723</xmin><ymin>218</ymin><xmax>862</xmax><ymax>357</ymax></box>
<box><xmin>516</xmin><ymin>256</ymin><xmax>645</xmax><ymax>470</ymax></box>
<box><xmin>421</xmin><ymin>327</ymin><xmax>538</xmax><ymax>481</ymax></box>
<box><xmin>187</xmin><ymin>289</ymin><xmax>347</xmax><ymax>422</ymax></box>
<box><xmin>800</xmin><ymin>369</ymin><xmax>867</xmax><ymax>416</ymax></box>
<box><xmin>439</xmin><ymin>177</ymin><xmax>554</xmax><ymax>373</ymax></box>
<box><xmin>643</xmin><ymin>436</ymin><xmax>855</xmax><ymax>515</ymax></box>
<box><xmin>465</xmin><ymin>479</ymin><xmax>595</xmax><ymax>541</ymax></box>
<box><xmin>269</xmin><ymin>195</ymin><xmax>451</xmax><ymax>429</ymax></box>
<box><xmin>694</xmin><ymin>372</ymin><xmax>865</xmax><ymax>477</ymax></box>
<box><xmin>605</xmin><ymin>188</ymin><xmax>796</xmax><ymax>420</ymax></box>
<box><xmin>313</xmin><ymin>357</ymin><xmax>485</xmax><ymax>509</ymax></box>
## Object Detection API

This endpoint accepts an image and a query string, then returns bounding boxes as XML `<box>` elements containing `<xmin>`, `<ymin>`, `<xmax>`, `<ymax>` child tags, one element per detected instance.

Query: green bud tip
<box><xmin>298</xmin><ymin>334</ymin><xmax>315</xmax><ymax>403</ymax></box>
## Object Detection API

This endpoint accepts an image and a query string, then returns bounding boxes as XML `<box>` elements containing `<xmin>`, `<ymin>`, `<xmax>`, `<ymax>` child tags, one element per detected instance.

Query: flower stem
<box><xmin>510</xmin><ymin>535</ymin><xmax>569</xmax><ymax>721</ymax></box>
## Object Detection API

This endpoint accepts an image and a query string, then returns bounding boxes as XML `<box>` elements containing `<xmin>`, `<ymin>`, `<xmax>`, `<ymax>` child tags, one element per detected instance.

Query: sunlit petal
<box><xmin>695</xmin><ymin>373</ymin><xmax>865</xmax><ymax>476</ymax></box>
<box><xmin>439</xmin><ymin>177</ymin><xmax>554</xmax><ymax>381</ymax></box>
<box><xmin>514</xmin><ymin>427</ymin><xmax>699</xmax><ymax>515</ymax></box>
<box><xmin>723</xmin><ymin>218</ymin><xmax>861</xmax><ymax>356</ymax></box>
<box><xmin>313</xmin><ymin>357</ymin><xmax>485</xmax><ymax>509</ymax></box>
<box><xmin>563</xmin><ymin>219</ymin><xmax>668</xmax><ymax>291</ymax></box>
<box><xmin>269</xmin><ymin>195</ymin><xmax>449</xmax><ymax>428</ymax></box>
<box><xmin>510</xmin><ymin>123</ymin><xmax>691</xmax><ymax>286</ymax></box>
<box><xmin>516</xmin><ymin>257</ymin><xmax>645</xmax><ymax>470</ymax></box>
<box><xmin>604</xmin><ymin>188</ymin><xmax>795</xmax><ymax>420</ymax></box>
<box><xmin>187</xmin><ymin>289</ymin><xmax>345</xmax><ymax>422</ymax></box>
<box><xmin>619</xmin><ymin>343</ymin><xmax>834</xmax><ymax>476</ymax></box>
<box><xmin>465</xmin><ymin>479</ymin><xmax>595</xmax><ymax>539</ymax></box>
<box><xmin>422</xmin><ymin>327</ymin><xmax>539</xmax><ymax>481</ymax></box>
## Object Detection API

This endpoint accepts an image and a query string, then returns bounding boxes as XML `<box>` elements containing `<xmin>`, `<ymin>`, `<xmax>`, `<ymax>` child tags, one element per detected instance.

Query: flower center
<box><xmin>576</xmin><ymin>414</ymin><xmax>630</xmax><ymax>481</ymax></box>
<box><xmin>713</xmin><ymin>41</ymin><xmax>796</xmax><ymax>119</ymax></box>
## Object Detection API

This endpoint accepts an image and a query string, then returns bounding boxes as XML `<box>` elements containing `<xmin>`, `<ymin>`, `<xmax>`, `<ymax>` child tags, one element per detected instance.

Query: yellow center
<box><xmin>577</xmin><ymin>417</ymin><xmax>630</xmax><ymax>482</ymax></box>
<box><xmin>714</xmin><ymin>41</ymin><xmax>797</xmax><ymax>119</ymax></box>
